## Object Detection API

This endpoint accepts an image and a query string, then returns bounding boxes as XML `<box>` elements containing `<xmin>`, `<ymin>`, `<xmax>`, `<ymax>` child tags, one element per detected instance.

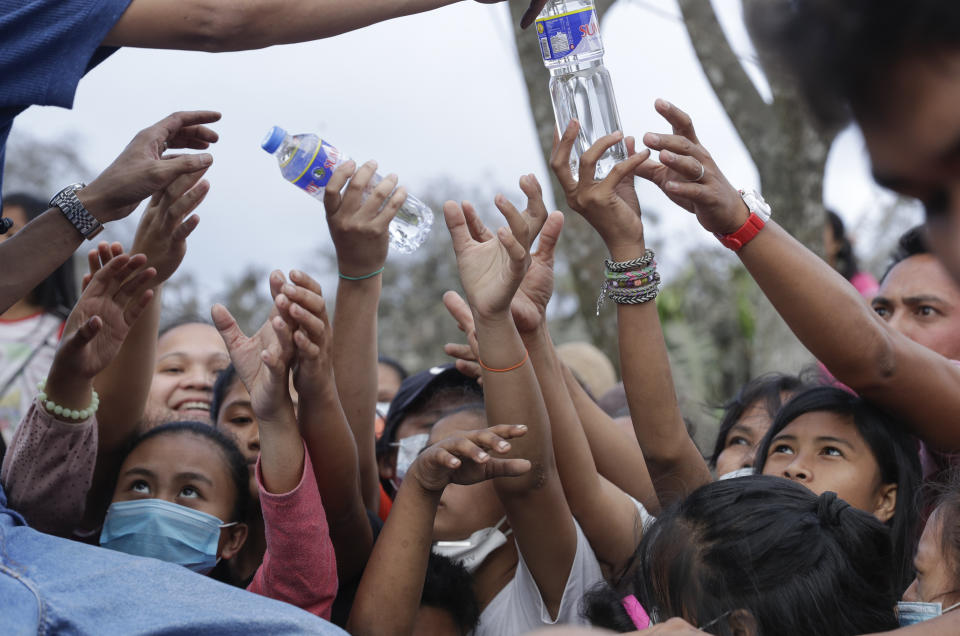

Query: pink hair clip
<box><xmin>621</xmin><ymin>594</ymin><xmax>651</xmax><ymax>630</ymax></box>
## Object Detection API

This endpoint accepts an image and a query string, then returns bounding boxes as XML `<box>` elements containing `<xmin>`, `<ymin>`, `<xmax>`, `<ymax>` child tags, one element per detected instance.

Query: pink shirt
<box><xmin>1</xmin><ymin>400</ymin><xmax>337</xmax><ymax>619</ymax></box>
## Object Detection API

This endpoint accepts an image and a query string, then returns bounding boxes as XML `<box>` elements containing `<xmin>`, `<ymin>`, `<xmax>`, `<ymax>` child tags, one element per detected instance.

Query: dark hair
<box><xmin>378</xmin><ymin>383</ymin><xmax>484</xmax><ymax>452</ymax></box>
<box><xmin>880</xmin><ymin>225</ymin><xmax>930</xmax><ymax>283</ymax></box>
<box><xmin>378</xmin><ymin>355</ymin><xmax>409</xmax><ymax>382</ymax></box>
<box><xmin>754</xmin><ymin>386</ymin><xmax>921</xmax><ymax>590</ymax></box>
<box><xmin>421</xmin><ymin>553</ymin><xmax>480</xmax><ymax>635</ymax></box>
<box><xmin>710</xmin><ymin>374</ymin><xmax>809</xmax><ymax>470</ymax></box>
<box><xmin>748</xmin><ymin>0</ymin><xmax>960</xmax><ymax>132</ymax></box>
<box><xmin>922</xmin><ymin>471</ymin><xmax>960</xmax><ymax>595</ymax></box>
<box><xmin>826</xmin><ymin>210</ymin><xmax>859</xmax><ymax>281</ymax></box>
<box><xmin>210</xmin><ymin>364</ymin><xmax>240</xmax><ymax>422</ymax></box>
<box><xmin>4</xmin><ymin>193</ymin><xmax>77</xmax><ymax>316</ymax></box>
<box><xmin>118</xmin><ymin>421</ymin><xmax>250</xmax><ymax>523</ymax></box>
<box><xmin>583</xmin><ymin>476</ymin><xmax>899</xmax><ymax>634</ymax></box>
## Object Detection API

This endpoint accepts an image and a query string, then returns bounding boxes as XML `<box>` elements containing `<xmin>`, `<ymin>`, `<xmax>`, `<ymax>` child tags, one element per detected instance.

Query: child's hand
<box><xmin>444</xmin><ymin>176</ymin><xmax>548</xmax><ymax>320</ymax></box>
<box><xmin>47</xmin><ymin>253</ymin><xmax>156</xmax><ymax>410</ymax></box>
<box><xmin>512</xmin><ymin>210</ymin><xmax>563</xmax><ymax>334</ymax></box>
<box><xmin>212</xmin><ymin>303</ymin><xmax>295</xmax><ymax>423</ymax></box>
<box><xmin>131</xmin><ymin>165</ymin><xmax>209</xmax><ymax>285</ymax></box>
<box><xmin>323</xmin><ymin>160</ymin><xmax>407</xmax><ymax>278</ymax></box>
<box><xmin>633</xmin><ymin>99</ymin><xmax>748</xmax><ymax>236</ymax></box>
<box><xmin>551</xmin><ymin>122</ymin><xmax>651</xmax><ymax>254</ymax></box>
<box><xmin>406</xmin><ymin>425</ymin><xmax>531</xmax><ymax>493</ymax></box>
<box><xmin>273</xmin><ymin>270</ymin><xmax>335</xmax><ymax>398</ymax></box>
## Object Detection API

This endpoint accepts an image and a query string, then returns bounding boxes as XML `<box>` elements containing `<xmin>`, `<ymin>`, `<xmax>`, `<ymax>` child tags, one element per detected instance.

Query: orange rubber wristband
<box><xmin>478</xmin><ymin>350</ymin><xmax>529</xmax><ymax>373</ymax></box>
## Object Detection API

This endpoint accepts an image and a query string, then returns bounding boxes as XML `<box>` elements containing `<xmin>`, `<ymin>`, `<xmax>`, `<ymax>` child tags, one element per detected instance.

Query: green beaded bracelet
<box><xmin>36</xmin><ymin>379</ymin><xmax>100</xmax><ymax>421</ymax></box>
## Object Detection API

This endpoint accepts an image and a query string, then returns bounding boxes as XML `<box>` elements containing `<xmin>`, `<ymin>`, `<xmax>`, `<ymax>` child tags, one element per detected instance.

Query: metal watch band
<box><xmin>49</xmin><ymin>183</ymin><xmax>103</xmax><ymax>240</ymax></box>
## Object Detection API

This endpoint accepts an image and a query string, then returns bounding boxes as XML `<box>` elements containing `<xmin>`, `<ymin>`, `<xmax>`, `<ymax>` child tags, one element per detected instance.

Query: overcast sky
<box><xmin>9</xmin><ymin>0</ymin><xmax>917</xmax><ymax>302</ymax></box>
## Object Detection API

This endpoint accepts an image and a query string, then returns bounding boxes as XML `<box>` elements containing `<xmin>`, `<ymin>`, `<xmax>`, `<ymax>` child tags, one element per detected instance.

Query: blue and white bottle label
<box><xmin>535</xmin><ymin>7</ymin><xmax>601</xmax><ymax>62</ymax></box>
<box><xmin>288</xmin><ymin>139</ymin><xmax>342</xmax><ymax>196</ymax></box>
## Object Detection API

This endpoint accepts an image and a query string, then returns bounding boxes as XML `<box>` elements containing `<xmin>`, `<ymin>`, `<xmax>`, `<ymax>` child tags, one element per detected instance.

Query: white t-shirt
<box><xmin>472</xmin><ymin>520</ymin><xmax>604</xmax><ymax>636</ymax></box>
<box><xmin>0</xmin><ymin>312</ymin><xmax>62</xmax><ymax>445</ymax></box>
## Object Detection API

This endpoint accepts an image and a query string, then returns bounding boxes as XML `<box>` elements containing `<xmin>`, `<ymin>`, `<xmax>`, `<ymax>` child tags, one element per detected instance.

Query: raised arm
<box><xmin>348</xmin><ymin>425</ymin><xmax>530</xmax><ymax>636</ymax></box>
<box><xmin>635</xmin><ymin>100</ymin><xmax>960</xmax><ymax>452</ymax></box>
<box><xmin>0</xmin><ymin>111</ymin><xmax>217</xmax><ymax>313</ymax></box>
<box><xmin>1</xmin><ymin>253</ymin><xmax>155</xmax><ymax>534</ymax></box>
<box><xmin>275</xmin><ymin>270</ymin><xmax>374</xmax><ymax>584</ymax></box>
<box><xmin>83</xmin><ymin>167</ymin><xmax>209</xmax><ymax>523</ymax></box>
<box><xmin>442</xmin><ymin>196</ymin><xmax>647</xmax><ymax>575</ymax></box>
<box><xmin>322</xmin><ymin>159</ymin><xmax>405</xmax><ymax>512</ymax></box>
<box><xmin>445</xmin><ymin>182</ymin><xmax>577</xmax><ymax>617</ymax></box>
<box><xmin>551</xmin><ymin>122</ymin><xmax>712</xmax><ymax>506</ymax></box>
<box><xmin>103</xmin><ymin>0</ymin><xmax>549</xmax><ymax>52</ymax></box>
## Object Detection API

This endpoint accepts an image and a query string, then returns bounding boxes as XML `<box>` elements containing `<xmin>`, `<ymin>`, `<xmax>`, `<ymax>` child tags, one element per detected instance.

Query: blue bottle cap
<box><xmin>261</xmin><ymin>126</ymin><xmax>287</xmax><ymax>153</ymax></box>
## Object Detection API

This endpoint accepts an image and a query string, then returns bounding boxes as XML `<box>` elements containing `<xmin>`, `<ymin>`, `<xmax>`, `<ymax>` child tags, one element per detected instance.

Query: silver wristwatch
<box><xmin>50</xmin><ymin>183</ymin><xmax>103</xmax><ymax>240</ymax></box>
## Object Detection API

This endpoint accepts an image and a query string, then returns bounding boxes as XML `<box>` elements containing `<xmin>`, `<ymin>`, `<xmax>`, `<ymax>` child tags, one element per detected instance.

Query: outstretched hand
<box><xmin>551</xmin><ymin>121</ymin><xmax>650</xmax><ymax>252</ymax></box>
<box><xmin>444</xmin><ymin>175</ymin><xmax>549</xmax><ymax>320</ymax></box>
<box><xmin>633</xmin><ymin>99</ymin><xmax>747</xmax><ymax>235</ymax></box>
<box><xmin>273</xmin><ymin>270</ymin><xmax>336</xmax><ymax>397</ymax></box>
<box><xmin>212</xmin><ymin>302</ymin><xmax>295</xmax><ymax>422</ymax></box>
<box><xmin>131</xmin><ymin>165</ymin><xmax>209</xmax><ymax>285</ymax></box>
<box><xmin>407</xmin><ymin>425</ymin><xmax>532</xmax><ymax>493</ymax></box>
<box><xmin>323</xmin><ymin>160</ymin><xmax>406</xmax><ymax>277</ymax></box>
<box><xmin>77</xmin><ymin>110</ymin><xmax>220</xmax><ymax>224</ymax></box>
<box><xmin>47</xmin><ymin>253</ymin><xmax>156</xmax><ymax>411</ymax></box>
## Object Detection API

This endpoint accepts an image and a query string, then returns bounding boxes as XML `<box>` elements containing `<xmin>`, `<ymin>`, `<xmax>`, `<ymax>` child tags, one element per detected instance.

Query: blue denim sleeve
<box><xmin>0</xmin><ymin>485</ymin><xmax>347</xmax><ymax>635</ymax></box>
<box><xmin>0</xmin><ymin>0</ymin><xmax>133</xmax><ymax>110</ymax></box>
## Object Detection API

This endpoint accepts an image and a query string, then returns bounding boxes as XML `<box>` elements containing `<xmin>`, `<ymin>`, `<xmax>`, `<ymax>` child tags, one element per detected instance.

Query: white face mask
<box><xmin>897</xmin><ymin>600</ymin><xmax>960</xmax><ymax>626</ymax></box>
<box><xmin>432</xmin><ymin>516</ymin><xmax>512</xmax><ymax>573</ymax></box>
<box><xmin>376</xmin><ymin>401</ymin><xmax>391</xmax><ymax>418</ymax></box>
<box><xmin>718</xmin><ymin>467</ymin><xmax>755</xmax><ymax>481</ymax></box>
<box><xmin>392</xmin><ymin>433</ymin><xmax>429</xmax><ymax>481</ymax></box>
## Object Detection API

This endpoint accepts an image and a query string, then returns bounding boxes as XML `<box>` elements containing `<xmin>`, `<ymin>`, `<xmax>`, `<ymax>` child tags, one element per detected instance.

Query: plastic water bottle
<box><xmin>261</xmin><ymin>127</ymin><xmax>433</xmax><ymax>254</ymax></box>
<box><xmin>536</xmin><ymin>0</ymin><xmax>626</xmax><ymax>179</ymax></box>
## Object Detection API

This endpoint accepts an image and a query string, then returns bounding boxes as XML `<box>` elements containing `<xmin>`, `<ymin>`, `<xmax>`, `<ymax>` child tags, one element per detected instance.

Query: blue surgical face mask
<box><xmin>897</xmin><ymin>600</ymin><xmax>960</xmax><ymax>626</ymax></box>
<box><xmin>100</xmin><ymin>499</ymin><xmax>237</xmax><ymax>574</ymax></box>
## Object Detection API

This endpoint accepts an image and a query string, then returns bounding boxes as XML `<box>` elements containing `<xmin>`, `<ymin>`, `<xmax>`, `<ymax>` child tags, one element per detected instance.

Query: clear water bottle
<box><xmin>261</xmin><ymin>126</ymin><xmax>433</xmax><ymax>254</ymax></box>
<box><xmin>536</xmin><ymin>0</ymin><xmax>626</xmax><ymax>180</ymax></box>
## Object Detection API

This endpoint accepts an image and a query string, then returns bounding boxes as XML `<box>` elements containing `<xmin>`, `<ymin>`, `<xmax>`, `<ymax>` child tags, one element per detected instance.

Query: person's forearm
<box><xmin>475</xmin><ymin>313</ymin><xmax>552</xmax><ymax>495</ymax></box>
<box><xmin>258</xmin><ymin>407</ymin><xmax>305</xmax><ymax>495</ymax></box>
<box><xmin>561</xmin><ymin>363</ymin><xmax>659</xmax><ymax>515</ymax></box>
<box><xmin>347</xmin><ymin>477</ymin><xmax>440</xmax><ymax>636</ymax></box>
<box><xmin>738</xmin><ymin>222</ymin><xmax>892</xmax><ymax>388</ymax></box>
<box><xmin>299</xmin><ymin>386</ymin><xmax>374</xmax><ymax>582</ymax></box>
<box><xmin>104</xmin><ymin>0</ymin><xmax>462</xmax><ymax>51</ymax></box>
<box><xmin>332</xmin><ymin>276</ymin><xmax>381</xmax><ymax>513</ymax></box>
<box><xmin>609</xmin><ymin>243</ymin><xmax>711</xmax><ymax>507</ymax></box>
<box><xmin>0</xmin><ymin>209</ymin><xmax>81</xmax><ymax>313</ymax></box>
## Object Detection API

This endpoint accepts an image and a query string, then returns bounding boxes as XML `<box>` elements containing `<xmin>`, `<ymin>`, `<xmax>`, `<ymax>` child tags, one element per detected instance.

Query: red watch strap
<box><xmin>716</xmin><ymin>213</ymin><xmax>765</xmax><ymax>252</ymax></box>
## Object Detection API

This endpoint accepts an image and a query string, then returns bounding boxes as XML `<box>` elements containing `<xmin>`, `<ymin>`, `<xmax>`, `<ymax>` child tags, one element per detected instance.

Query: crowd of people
<box><xmin>2</xmin><ymin>0</ymin><xmax>960</xmax><ymax>634</ymax></box>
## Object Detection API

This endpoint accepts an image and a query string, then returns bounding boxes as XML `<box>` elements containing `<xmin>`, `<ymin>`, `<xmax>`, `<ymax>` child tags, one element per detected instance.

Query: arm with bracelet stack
<box><xmin>551</xmin><ymin>119</ymin><xmax>712</xmax><ymax>508</ymax></box>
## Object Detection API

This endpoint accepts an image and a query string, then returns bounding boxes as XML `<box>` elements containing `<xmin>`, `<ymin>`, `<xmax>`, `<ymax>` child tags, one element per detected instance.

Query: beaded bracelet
<box><xmin>37</xmin><ymin>379</ymin><xmax>100</xmax><ymax>421</ymax></box>
<box><xmin>596</xmin><ymin>249</ymin><xmax>661</xmax><ymax>315</ymax></box>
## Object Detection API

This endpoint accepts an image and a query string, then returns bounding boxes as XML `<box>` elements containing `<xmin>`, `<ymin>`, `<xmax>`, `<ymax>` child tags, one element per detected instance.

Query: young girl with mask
<box><xmin>3</xmin><ymin>252</ymin><xmax>340</xmax><ymax>618</ymax></box>
<box><xmin>754</xmin><ymin>386</ymin><xmax>921</xmax><ymax>591</ymax></box>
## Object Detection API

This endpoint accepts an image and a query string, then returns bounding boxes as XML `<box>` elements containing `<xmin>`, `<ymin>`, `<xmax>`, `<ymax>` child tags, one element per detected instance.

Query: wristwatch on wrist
<box><xmin>49</xmin><ymin>183</ymin><xmax>103</xmax><ymax>240</ymax></box>
<box><xmin>715</xmin><ymin>189</ymin><xmax>772</xmax><ymax>252</ymax></box>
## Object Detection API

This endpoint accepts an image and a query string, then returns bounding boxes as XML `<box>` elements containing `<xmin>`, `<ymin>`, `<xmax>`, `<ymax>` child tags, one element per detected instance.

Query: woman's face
<box><xmin>215</xmin><ymin>379</ymin><xmax>260</xmax><ymax>500</ymax></box>
<box><xmin>904</xmin><ymin>507</ymin><xmax>960</xmax><ymax>608</ymax></box>
<box><xmin>761</xmin><ymin>411</ymin><xmax>897</xmax><ymax>522</ymax></box>
<box><xmin>715</xmin><ymin>400</ymin><xmax>773</xmax><ymax>477</ymax></box>
<box><xmin>113</xmin><ymin>432</ymin><xmax>246</xmax><ymax>558</ymax></box>
<box><xmin>145</xmin><ymin>323</ymin><xmax>230</xmax><ymax>425</ymax></box>
<box><xmin>429</xmin><ymin>411</ymin><xmax>504</xmax><ymax>542</ymax></box>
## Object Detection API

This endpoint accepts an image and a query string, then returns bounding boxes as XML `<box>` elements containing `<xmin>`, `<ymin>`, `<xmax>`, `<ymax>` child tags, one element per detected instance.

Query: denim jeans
<box><xmin>0</xmin><ymin>485</ymin><xmax>345</xmax><ymax>635</ymax></box>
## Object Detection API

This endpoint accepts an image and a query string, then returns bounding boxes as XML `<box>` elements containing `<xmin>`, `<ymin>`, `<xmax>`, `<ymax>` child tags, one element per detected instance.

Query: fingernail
<box><xmin>199</xmin><ymin>153</ymin><xmax>213</xmax><ymax>165</ymax></box>
<box><xmin>450</xmin><ymin>458</ymin><xmax>461</xmax><ymax>466</ymax></box>
<box><xmin>666</xmin><ymin>181</ymin><xmax>679</xmax><ymax>191</ymax></box>
<box><xmin>661</xmin><ymin>150</ymin><xmax>675</xmax><ymax>161</ymax></box>
<box><xmin>517</xmin><ymin>425</ymin><xmax>528</xmax><ymax>431</ymax></box>
<box><xmin>613</xmin><ymin>131</ymin><xmax>623</xmax><ymax>140</ymax></box>
<box><xmin>366</xmin><ymin>160</ymin><xmax>378</xmax><ymax>169</ymax></box>
<box><xmin>282</xmin><ymin>284</ymin><xmax>295</xmax><ymax>294</ymax></box>
<box><xmin>477</xmin><ymin>452</ymin><xmax>489</xmax><ymax>461</ymax></box>
<box><xmin>387</xmin><ymin>173</ymin><xmax>398</xmax><ymax>182</ymax></box>
<box><xmin>655</xmin><ymin>98</ymin><xmax>668</xmax><ymax>109</ymax></box>
<box><xmin>498</xmin><ymin>441</ymin><xmax>509</xmax><ymax>451</ymax></box>
<box><xmin>645</xmin><ymin>133</ymin><xmax>660</xmax><ymax>145</ymax></box>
